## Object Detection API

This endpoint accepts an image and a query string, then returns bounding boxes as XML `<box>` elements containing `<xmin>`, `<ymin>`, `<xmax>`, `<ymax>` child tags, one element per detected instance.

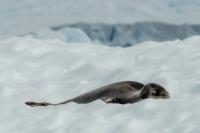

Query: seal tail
<box><xmin>25</xmin><ymin>99</ymin><xmax>73</xmax><ymax>107</ymax></box>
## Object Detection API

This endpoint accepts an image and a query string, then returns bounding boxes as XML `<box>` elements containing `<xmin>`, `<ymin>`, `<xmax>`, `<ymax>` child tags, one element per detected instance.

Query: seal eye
<box><xmin>150</xmin><ymin>84</ymin><xmax>156</xmax><ymax>88</ymax></box>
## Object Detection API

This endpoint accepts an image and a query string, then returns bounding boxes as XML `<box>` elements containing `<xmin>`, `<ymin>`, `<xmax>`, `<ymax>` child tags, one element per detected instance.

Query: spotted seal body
<box><xmin>25</xmin><ymin>81</ymin><xmax>170</xmax><ymax>107</ymax></box>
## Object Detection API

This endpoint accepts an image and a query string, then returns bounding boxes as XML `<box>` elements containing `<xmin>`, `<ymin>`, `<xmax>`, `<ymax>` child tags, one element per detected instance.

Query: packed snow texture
<box><xmin>1</xmin><ymin>0</ymin><xmax>200</xmax><ymax>37</ymax></box>
<box><xmin>0</xmin><ymin>36</ymin><xmax>200</xmax><ymax>133</ymax></box>
<box><xmin>52</xmin><ymin>22</ymin><xmax>200</xmax><ymax>46</ymax></box>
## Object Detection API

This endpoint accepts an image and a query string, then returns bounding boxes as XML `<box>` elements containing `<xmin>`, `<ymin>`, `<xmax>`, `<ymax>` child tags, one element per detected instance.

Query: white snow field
<box><xmin>0</xmin><ymin>36</ymin><xmax>200</xmax><ymax>133</ymax></box>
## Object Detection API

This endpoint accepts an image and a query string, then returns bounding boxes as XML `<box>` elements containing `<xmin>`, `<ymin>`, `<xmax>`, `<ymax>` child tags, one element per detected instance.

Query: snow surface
<box><xmin>1</xmin><ymin>0</ymin><xmax>200</xmax><ymax>37</ymax></box>
<box><xmin>0</xmin><ymin>36</ymin><xmax>200</xmax><ymax>133</ymax></box>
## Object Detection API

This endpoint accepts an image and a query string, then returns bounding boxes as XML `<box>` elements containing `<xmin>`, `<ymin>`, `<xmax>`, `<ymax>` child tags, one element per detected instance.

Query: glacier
<box><xmin>27</xmin><ymin>27</ymin><xmax>91</xmax><ymax>43</ymax></box>
<box><xmin>1</xmin><ymin>0</ymin><xmax>200</xmax><ymax>38</ymax></box>
<box><xmin>20</xmin><ymin>22</ymin><xmax>200</xmax><ymax>47</ymax></box>
<box><xmin>52</xmin><ymin>22</ymin><xmax>200</xmax><ymax>47</ymax></box>
<box><xmin>1</xmin><ymin>0</ymin><xmax>200</xmax><ymax>47</ymax></box>
<box><xmin>0</xmin><ymin>36</ymin><xmax>200</xmax><ymax>133</ymax></box>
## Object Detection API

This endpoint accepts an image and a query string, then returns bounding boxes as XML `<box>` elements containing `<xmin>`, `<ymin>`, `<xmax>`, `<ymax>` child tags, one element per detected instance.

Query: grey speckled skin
<box><xmin>68</xmin><ymin>81</ymin><xmax>144</xmax><ymax>104</ymax></box>
<box><xmin>25</xmin><ymin>81</ymin><xmax>170</xmax><ymax>107</ymax></box>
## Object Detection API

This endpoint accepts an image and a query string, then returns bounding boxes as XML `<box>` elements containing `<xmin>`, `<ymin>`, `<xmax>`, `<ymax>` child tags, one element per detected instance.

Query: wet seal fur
<box><xmin>25</xmin><ymin>81</ymin><xmax>170</xmax><ymax>107</ymax></box>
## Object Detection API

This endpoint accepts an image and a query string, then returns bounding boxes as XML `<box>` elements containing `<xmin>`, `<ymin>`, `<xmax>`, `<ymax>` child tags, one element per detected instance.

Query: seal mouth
<box><xmin>154</xmin><ymin>91</ymin><xmax>170</xmax><ymax>99</ymax></box>
<box><xmin>163</xmin><ymin>95</ymin><xmax>170</xmax><ymax>99</ymax></box>
<box><xmin>162</xmin><ymin>91</ymin><xmax>170</xmax><ymax>99</ymax></box>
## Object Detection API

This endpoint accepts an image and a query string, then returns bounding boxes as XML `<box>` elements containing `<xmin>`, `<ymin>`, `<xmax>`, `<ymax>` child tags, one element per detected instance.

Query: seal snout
<box><xmin>162</xmin><ymin>91</ymin><xmax>170</xmax><ymax>99</ymax></box>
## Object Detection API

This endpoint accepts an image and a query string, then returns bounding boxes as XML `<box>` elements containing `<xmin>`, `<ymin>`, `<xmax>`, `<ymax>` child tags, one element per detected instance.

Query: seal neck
<box><xmin>140</xmin><ymin>86</ymin><xmax>150</xmax><ymax>99</ymax></box>
<box><xmin>128</xmin><ymin>89</ymin><xmax>144</xmax><ymax>103</ymax></box>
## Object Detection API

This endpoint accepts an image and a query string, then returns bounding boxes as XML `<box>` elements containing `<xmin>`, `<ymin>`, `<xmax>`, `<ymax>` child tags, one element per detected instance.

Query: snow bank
<box><xmin>0</xmin><ymin>36</ymin><xmax>200</xmax><ymax>133</ymax></box>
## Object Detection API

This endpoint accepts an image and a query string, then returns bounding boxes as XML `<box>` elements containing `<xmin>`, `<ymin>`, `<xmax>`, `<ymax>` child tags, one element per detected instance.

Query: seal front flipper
<box><xmin>104</xmin><ymin>98</ymin><xmax>130</xmax><ymax>104</ymax></box>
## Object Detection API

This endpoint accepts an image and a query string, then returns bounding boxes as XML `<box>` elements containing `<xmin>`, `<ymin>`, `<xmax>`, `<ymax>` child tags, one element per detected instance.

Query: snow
<box><xmin>1</xmin><ymin>0</ymin><xmax>200</xmax><ymax>37</ymax></box>
<box><xmin>0</xmin><ymin>36</ymin><xmax>200</xmax><ymax>133</ymax></box>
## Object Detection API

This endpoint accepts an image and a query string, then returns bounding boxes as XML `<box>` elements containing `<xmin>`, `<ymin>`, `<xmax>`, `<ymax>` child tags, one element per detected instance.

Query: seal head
<box><xmin>140</xmin><ymin>83</ymin><xmax>170</xmax><ymax>99</ymax></box>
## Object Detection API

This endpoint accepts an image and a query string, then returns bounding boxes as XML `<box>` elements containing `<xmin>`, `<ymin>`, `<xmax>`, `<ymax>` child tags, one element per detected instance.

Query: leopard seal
<box><xmin>25</xmin><ymin>81</ymin><xmax>170</xmax><ymax>107</ymax></box>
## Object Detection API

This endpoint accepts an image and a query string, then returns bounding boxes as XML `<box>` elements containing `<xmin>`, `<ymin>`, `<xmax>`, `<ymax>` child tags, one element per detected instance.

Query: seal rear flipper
<box><xmin>25</xmin><ymin>99</ymin><xmax>73</xmax><ymax>107</ymax></box>
<box><xmin>25</xmin><ymin>101</ymin><xmax>53</xmax><ymax>107</ymax></box>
